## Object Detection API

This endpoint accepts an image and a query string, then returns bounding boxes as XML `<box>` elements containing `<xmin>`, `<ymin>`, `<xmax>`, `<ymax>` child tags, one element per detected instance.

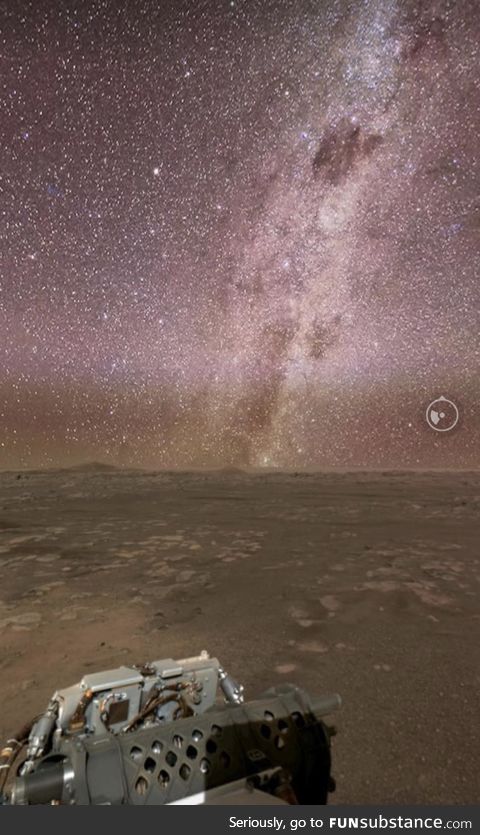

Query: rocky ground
<box><xmin>0</xmin><ymin>467</ymin><xmax>479</xmax><ymax>804</ymax></box>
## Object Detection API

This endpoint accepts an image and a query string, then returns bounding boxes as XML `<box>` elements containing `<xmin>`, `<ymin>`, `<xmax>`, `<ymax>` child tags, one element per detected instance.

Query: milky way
<box><xmin>1</xmin><ymin>0</ymin><xmax>479</xmax><ymax>469</ymax></box>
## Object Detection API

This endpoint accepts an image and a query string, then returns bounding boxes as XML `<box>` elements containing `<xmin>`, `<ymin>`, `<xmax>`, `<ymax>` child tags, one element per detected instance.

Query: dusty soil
<box><xmin>0</xmin><ymin>468</ymin><xmax>479</xmax><ymax>804</ymax></box>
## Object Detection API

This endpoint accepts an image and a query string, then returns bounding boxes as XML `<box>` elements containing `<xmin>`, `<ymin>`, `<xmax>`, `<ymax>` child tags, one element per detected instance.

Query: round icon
<box><xmin>425</xmin><ymin>396</ymin><xmax>459</xmax><ymax>432</ymax></box>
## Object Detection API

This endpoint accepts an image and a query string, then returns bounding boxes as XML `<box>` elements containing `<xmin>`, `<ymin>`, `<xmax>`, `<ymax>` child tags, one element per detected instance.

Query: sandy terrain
<box><xmin>0</xmin><ymin>468</ymin><xmax>478</xmax><ymax>804</ymax></box>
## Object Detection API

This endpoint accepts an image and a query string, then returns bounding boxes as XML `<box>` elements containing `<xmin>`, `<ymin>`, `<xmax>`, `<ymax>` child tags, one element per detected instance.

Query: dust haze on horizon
<box><xmin>2</xmin><ymin>461</ymin><xmax>479</xmax><ymax>476</ymax></box>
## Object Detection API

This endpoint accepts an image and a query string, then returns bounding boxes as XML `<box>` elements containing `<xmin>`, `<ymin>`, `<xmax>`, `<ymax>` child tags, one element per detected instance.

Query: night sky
<box><xmin>1</xmin><ymin>0</ymin><xmax>479</xmax><ymax>470</ymax></box>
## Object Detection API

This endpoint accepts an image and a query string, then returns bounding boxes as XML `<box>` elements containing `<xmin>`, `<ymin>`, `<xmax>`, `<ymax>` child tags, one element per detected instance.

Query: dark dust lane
<box><xmin>0</xmin><ymin>469</ymin><xmax>479</xmax><ymax>804</ymax></box>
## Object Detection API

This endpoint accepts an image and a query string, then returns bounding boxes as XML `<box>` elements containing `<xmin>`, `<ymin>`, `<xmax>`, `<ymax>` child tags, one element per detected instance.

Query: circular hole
<box><xmin>166</xmin><ymin>750</ymin><xmax>177</xmax><ymax>767</ymax></box>
<box><xmin>211</xmin><ymin>724</ymin><xmax>222</xmax><ymax>737</ymax></box>
<box><xmin>264</xmin><ymin>710</ymin><xmax>275</xmax><ymax>721</ymax></box>
<box><xmin>158</xmin><ymin>769</ymin><xmax>170</xmax><ymax>788</ymax></box>
<box><xmin>274</xmin><ymin>735</ymin><xmax>286</xmax><ymax>750</ymax></box>
<box><xmin>179</xmin><ymin>763</ymin><xmax>191</xmax><ymax>781</ymax></box>
<box><xmin>135</xmin><ymin>776</ymin><xmax>148</xmax><ymax>796</ymax></box>
<box><xmin>277</xmin><ymin>719</ymin><xmax>289</xmax><ymax>734</ymax></box>
<box><xmin>130</xmin><ymin>745</ymin><xmax>143</xmax><ymax>762</ymax></box>
<box><xmin>199</xmin><ymin>758</ymin><xmax>210</xmax><ymax>775</ymax></box>
<box><xmin>206</xmin><ymin>739</ymin><xmax>217</xmax><ymax>754</ymax></box>
<box><xmin>173</xmin><ymin>734</ymin><xmax>183</xmax><ymax>749</ymax></box>
<box><xmin>151</xmin><ymin>740</ymin><xmax>163</xmax><ymax>755</ymax></box>
<box><xmin>220</xmin><ymin>751</ymin><xmax>231</xmax><ymax>768</ymax></box>
<box><xmin>192</xmin><ymin>729</ymin><xmax>203</xmax><ymax>743</ymax></box>
<box><xmin>260</xmin><ymin>724</ymin><xmax>271</xmax><ymax>739</ymax></box>
<box><xmin>186</xmin><ymin>744</ymin><xmax>198</xmax><ymax>760</ymax></box>
<box><xmin>291</xmin><ymin>711</ymin><xmax>305</xmax><ymax>728</ymax></box>
<box><xmin>144</xmin><ymin>756</ymin><xmax>156</xmax><ymax>774</ymax></box>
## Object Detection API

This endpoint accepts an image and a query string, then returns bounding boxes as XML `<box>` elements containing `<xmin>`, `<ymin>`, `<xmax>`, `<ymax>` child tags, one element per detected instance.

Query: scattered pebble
<box><xmin>275</xmin><ymin>663</ymin><xmax>297</xmax><ymax>674</ymax></box>
<box><xmin>320</xmin><ymin>595</ymin><xmax>340</xmax><ymax>612</ymax></box>
<box><xmin>297</xmin><ymin>641</ymin><xmax>328</xmax><ymax>653</ymax></box>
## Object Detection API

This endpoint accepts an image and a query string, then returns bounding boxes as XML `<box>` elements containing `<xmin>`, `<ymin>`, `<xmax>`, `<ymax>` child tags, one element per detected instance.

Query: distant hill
<box><xmin>59</xmin><ymin>461</ymin><xmax>121</xmax><ymax>473</ymax></box>
<box><xmin>215</xmin><ymin>465</ymin><xmax>247</xmax><ymax>475</ymax></box>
